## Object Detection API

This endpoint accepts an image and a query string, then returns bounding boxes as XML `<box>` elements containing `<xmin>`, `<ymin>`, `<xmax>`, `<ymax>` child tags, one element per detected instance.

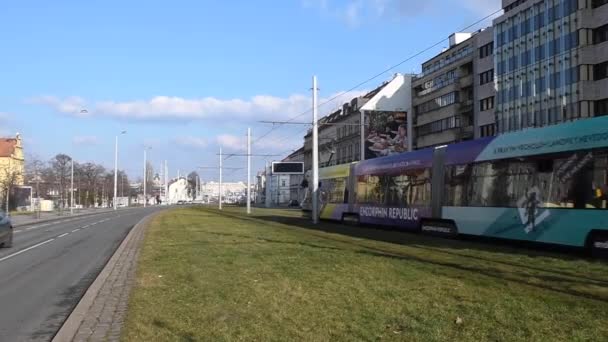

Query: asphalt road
<box><xmin>0</xmin><ymin>206</ymin><xmax>165</xmax><ymax>341</ymax></box>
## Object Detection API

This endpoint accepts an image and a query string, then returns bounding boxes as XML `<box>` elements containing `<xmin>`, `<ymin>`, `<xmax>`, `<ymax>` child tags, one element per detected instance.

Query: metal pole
<box><xmin>312</xmin><ymin>75</ymin><xmax>319</xmax><ymax>224</ymax></box>
<box><xmin>114</xmin><ymin>135</ymin><xmax>118</xmax><ymax>210</ymax></box>
<box><xmin>247</xmin><ymin>128</ymin><xmax>251</xmax><ymax>214</ymax></box>
<box><xmin>70</xmin><ymin>158</ymin><xmax>74</xmax><ymax>215</ymax></box>
<box><xmin>36</xmin><ymin>174</ymin><xmax>41</xmax><ymax>219</ymax></box>
<box><xmin>6</xmin><ymin>159</ymin><xmax>10</xmax><ymax>215</ymax></box>
<box><xmin>265</xmin><ymin>161</ymin><xmax>271</xmax><ymax>208</ymax></box>
<box><xmin>219</xmin><ymin>147</ymin><xmax>223</xmax><ymax>210</ymax></box>
<box><xmin>143</xmin><ymin>149</ymin><xmax>147</xmax><ymax>207</ymax></box>
<box><xmin>5</xmin><ymin>184</ymin><xmax>8</xmax><ymax>215</ymax></box>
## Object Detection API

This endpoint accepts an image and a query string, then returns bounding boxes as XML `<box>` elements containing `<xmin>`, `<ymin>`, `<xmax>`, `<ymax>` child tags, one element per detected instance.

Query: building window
<box><xmin>417</xmin><ymin>116</ymin><xmax>461</xmax><ymax>137</ymax></box>
<box><xmin>595</xmin><ymin>61</ymin><xmax>608</xmax><ymax>81</ymax></box>
<box><xmin>479</xmin><ymin>69</ymin><xmax>494</xmax><ymax>85</ymax></box>
<box><xmin>594</xmin><ymin>24</ymin><xmax>608</xmax><ymax>45</ymax></box>
<box><xmin>479</xmin><ymin>123</ymin><xmax>496</xmax><ymax>137</ymax></box>
<box><xmin>479</xmin><ymin>96</ymin><xmax>495</xmax><ymax>112</ymax></box>
<box><xmin>479</xmin><ymin>42</ymin><xmax>494</xmax><ymax>59</ymax></box>
<box><xmin>416</xmin><ymin>92</ymin><xmax>458</xmax><ymax>115</ymax></box>
<box><xmin>597</xmin><ymin>99</ymin><xmax>608</xmax><ymax>116</ymax></box>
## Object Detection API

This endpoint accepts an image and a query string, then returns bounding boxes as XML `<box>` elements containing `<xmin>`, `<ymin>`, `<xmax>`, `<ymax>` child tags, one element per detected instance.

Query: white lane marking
<box><xmin>72</xmin><ymin>229</ymin><xmax>80</xmax><ymax>233</ymax></box>
<box><xmin>82</xmin><ymin>225</ymin><xmax>90</xmax><ymax>229</ymax></box>
<box><xmin>26</xmin><ymin>227</ymin><xmax>36</xmax><ymax>231</ymax></box>
<box><xmin>58</xmin><ymin>233</ymin><xmax>69</xmax><ymax>238</ymax></box>
<box><xmin>0</xmin><ymin>239</ymin><xmax>55</xmax><ymax>262</ymax></box>
<box><xmin>14</xmin><ymin>230</ymin><xmax>22</xmax><ymax>233</ymax></box>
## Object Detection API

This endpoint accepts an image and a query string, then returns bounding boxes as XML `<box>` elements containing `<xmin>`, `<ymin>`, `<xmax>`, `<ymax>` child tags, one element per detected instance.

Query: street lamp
<box><xmin>143</xmin><ymin>146</ymin><xmax>152</xmax><ymax>207</ymax></box>
<box><xmin>70</xmin><ymin>109</ymin><xmax>88</xmax><ymax>215</ymax></box>
<box><xmin>70</xmin><ymin>156</ymin><xmax>74</xmax><ymax>215</ymax></box>
<box><xmin>114</xmin><ymin>131</ymin><xmax>127</xmax><ymax>210</ymax></box>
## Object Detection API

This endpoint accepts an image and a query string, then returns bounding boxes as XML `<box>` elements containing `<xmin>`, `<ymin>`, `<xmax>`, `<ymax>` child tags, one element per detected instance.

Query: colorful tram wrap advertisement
<box><xmin>440</xmin><ymin>116</ymin><xmax>608</xmax><ymax>247</ymax></box>
<box><xmin>318</xmin><ymin>164</ymin><xmax>352</xmax><ymax>220</ymax></box>
<box><xmin>356</xmin><ymin>205</ymin><xmax>431</xmax><ymax>230</ymax></box>
<box><xmin>354</xmin><ymin>148</ymin><xmax>434</xmax><ymax>230</ymax></box>
<box><xmin>308</xmin><ymin>115</ymin><xmax>608</xmax><ymax>249</ymax></box>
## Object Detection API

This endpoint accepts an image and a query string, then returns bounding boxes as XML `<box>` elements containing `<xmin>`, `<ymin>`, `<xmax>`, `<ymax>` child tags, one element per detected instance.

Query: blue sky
<box><xmin>0</xmin><ymin>0</ymin><xmax>500</xmax><ymax>182</ymax></box>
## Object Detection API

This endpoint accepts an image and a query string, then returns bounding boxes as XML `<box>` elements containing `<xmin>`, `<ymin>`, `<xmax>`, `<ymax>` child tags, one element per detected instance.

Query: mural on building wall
<box><xmin>365</xmin><ymin>111</ymin><xmax>408</xmax><ymax>159</ymax></box>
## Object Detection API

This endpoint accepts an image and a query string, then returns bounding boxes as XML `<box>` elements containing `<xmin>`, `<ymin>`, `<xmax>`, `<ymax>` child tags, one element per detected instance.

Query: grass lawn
<box><xmin>123</xmin><ymin>207</ymin><xmax>608</xmax><ymax>342</ymax></box>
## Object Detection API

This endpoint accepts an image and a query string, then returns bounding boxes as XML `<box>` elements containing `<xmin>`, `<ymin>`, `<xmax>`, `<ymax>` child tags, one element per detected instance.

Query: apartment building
<box><xmin>493</xmin><ymin>0</ymin><xmax>608</xmax><ymax>133</ymax></box>
<box><xmin>412</xmin><ymin>29</ymin><xmax>497</xmax><ymax>149</ymax></box>
<box><xmin>302</xmin><ymin>73</ymin><xmax>413</xmax><ymax>171</ymax></box>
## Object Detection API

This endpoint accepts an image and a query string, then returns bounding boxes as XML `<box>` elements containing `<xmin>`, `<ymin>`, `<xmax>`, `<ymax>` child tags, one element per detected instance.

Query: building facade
<box><xmin>0</xmin><ymin>134</ymin><xmax>25</xmax><ymax>208</ymax></box>
<box><xmin>412</xmin><ymin>29</ymin><xmax>497</xmax><ymax>149</ymax></box>
<box><xmin>283</xmin><ymin>147</ymin><xmax>306</xmax><ymax>204</ymax></box>
<box><xmin>302</xmin><ymin>73</ymin><xmax>414</xmax><ymax>172</ymax></box>
<box><xmin>494</xmin><ymin>0</ymin><xmax>608</xmax><ymax>133</ymax></box>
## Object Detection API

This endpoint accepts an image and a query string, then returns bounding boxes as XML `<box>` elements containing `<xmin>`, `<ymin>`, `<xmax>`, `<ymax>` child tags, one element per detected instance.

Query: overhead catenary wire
<box><xmin>252</xmin><ymin>7</ymin><xmax>504</xmax><ymax>149</ymax></box>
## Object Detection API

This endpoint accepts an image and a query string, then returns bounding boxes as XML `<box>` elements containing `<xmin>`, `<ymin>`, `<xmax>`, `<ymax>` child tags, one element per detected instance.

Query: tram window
<box><xmin>356</xmin><ymin>169</ymin><xmax>431</xmax><ymax>206</ymax></box>
<box><xmin>320</xmin><ymin>177</ymin><xmax>347</xmax><ymax>204</ymax></box>
<box><xmin>444</xmin><ymin>150</ymin><xmax>608</xmax><ymax>209</ymax></box>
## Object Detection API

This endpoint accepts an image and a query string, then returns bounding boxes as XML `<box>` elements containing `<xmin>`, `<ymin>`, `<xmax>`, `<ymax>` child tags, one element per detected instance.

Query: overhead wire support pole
<box><xmin>247</xmin><ymin>128</ymin><xmax>251</xmax><ymax>215</ymax></box>
<box><xmin>70</xmin><ymin>157</ymin><xmax>74</xmax><ymax>215</ymax></box>
<box><xmin>219</xmin><ymin>147</ymin><xmax>223</xmax><ymax>210</ymax></box>
<box><xmin>312</xmin><ymin>75</ymin><xmax>319</xmax><ymax>225</ymax></box>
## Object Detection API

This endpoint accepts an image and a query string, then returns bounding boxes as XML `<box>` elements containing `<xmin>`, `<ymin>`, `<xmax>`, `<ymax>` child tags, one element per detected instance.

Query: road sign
<box><xmin>272</xmin><ymin>162</ymin><xmax>304</xmax><ymax>174</ymax></box>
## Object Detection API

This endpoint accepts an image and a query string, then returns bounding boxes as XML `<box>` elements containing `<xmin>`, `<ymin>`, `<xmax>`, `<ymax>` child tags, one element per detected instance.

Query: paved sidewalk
<box><xmin>52</xmin><ymin>212</ymin><xmax>156</xmax><ymax>342</ymax></box>
<box><xmin>11</xmin><ymin>208</ymin><xmax>114</xmax><ymax>227</ymax></box>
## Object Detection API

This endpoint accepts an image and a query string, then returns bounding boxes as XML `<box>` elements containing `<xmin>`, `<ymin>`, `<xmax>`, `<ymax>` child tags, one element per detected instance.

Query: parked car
<box><xmin>288</xmin><ymin>200</ymin><xmax>300</xmax><ymax>208</ymax></box>
<box><xmin>0</xmin><ymin>212</ymin><xmax>13</xmax><ymax>248</ymax></box>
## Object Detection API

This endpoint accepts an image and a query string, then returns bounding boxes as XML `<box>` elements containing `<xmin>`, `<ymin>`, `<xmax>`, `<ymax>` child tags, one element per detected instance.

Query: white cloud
<box><xmin>28</xmin><ymin>90</ymin><xmax>368</xmax><ymax>124</ymax></box>
<box><xmin>344</xmin><ymin>0</ymin><xmax>363</xmax><ymax>27</ymax></box>
<box><xmin>29</xmin><ymin>96</ymin><xmax>89</xmax><ymax>115</ymax></box>
<box><xmin>173</xmin><ymin>136</ymin><xmax>208</xmax><ymax>149</ymax></box>
<box><xmin>304</xmin><ymin>0</ymin><xmax>502</xmax><ymax>26</ymax></box>
<box><xmin>73</xmin><ymin>135</ymin><xmax>100</xmax><ymax>146</ymax></box>
<box><xmin>217</xmin><ymin>134</ymin><xmax>246</xmax><ymax>151</ymax></box>
<box><xmin>461</xmin><ymin>0</ymin><xmax>502</xmax><ymax>17</ymax></box>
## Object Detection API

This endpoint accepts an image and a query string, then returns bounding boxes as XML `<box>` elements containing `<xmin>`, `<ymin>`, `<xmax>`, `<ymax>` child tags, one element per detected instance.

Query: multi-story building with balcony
<box><xmin>493</xmin><ymin>0</ymin><xmax>608</xmax><ymax>133</ymax></box>
<box><xmin>412</xmin><ymin>29</ymin><xmax>497</xmax><ymax>149</ymax></box>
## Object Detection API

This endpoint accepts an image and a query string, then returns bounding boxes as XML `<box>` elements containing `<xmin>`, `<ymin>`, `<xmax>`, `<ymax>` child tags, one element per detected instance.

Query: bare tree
<box><xmin>50</xmin><ymin>154</ymin><xmax>72</xmax><ymax>209</ymax></box>
<box><xmin>145</xmin><ymin>162</ymin><xmax>154</xmax><ymax>195</ymax></box>
<box><xmin>24</xmin><ymin>154</ymin><xmax>46</xmax><ymax>198</ymax></box>
<box><xmin>0</xmin><ymin>167</ymin><xmax>23</xmax><ymax>211</ymax></box>
<box><xmin>79</xmin><ymin>162</ymin><xmax>106</xmax><ymax>208</ymax></box>
<box><xmin>187</xmin><ymin>171</ymin><xmax>199</xmax><ymax>199</ymax></box>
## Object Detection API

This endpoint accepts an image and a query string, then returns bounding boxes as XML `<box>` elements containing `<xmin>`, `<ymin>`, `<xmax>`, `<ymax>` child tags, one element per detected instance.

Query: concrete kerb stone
<box><xmin>51</xmin><ymin>210</ymin><xmax>162</xmax><ymax>342</ymax></box>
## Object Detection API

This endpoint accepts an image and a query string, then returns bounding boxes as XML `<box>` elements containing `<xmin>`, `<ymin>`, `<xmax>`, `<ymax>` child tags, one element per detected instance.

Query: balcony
<box><xmin>460</xmin><ymin>125</ymin><xmax>474</xmax><ymax>139</ymax></box>
<box><xmin>415</xmin><ymin>49</ymin><xmax>474</xmax><ymax>79</ymax></box>
<box><xmin>417</xmin><ymin>77</ymin><xmax>459</xmax><ymax>97</ymax></box>
<box><xmin>459</xmin><ymin>100</ymin><xmax>473</xmax><ymax>113</ymax></box>
<box><xmin>457</xmin><ymin>74</ymin><xmax>473</xmax><ymax>88</ymax></box>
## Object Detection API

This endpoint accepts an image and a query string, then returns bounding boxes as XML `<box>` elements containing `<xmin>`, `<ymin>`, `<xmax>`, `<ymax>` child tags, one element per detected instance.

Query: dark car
<box><xmin>0</xmin><ymin>212</ymin><xmax>13</xmax><ymax>248</ymax></box>
<box><xmin>288</xmin><ymin>200</ymin><xmax>300</xmax><ymax>207</ymax></box>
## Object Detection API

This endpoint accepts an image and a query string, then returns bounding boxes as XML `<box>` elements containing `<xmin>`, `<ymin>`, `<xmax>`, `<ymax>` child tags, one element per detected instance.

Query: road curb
<box><xmin>51</xmin><ymin>210</ymin><xmax>160</xmax><ymax>342</ymax></box>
